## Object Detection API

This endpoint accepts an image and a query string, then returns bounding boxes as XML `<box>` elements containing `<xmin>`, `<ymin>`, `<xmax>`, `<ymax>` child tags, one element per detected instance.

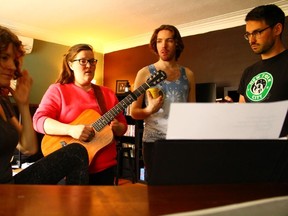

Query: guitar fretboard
<box><xmin>92</xmin><ymin>83</ymin><xmax>149</xmax><ymax>132</ymax></box>
<box><xmin>92</xmin><ymin>70</ymin><xmax>166</xmax><ymax>132</ymax></box>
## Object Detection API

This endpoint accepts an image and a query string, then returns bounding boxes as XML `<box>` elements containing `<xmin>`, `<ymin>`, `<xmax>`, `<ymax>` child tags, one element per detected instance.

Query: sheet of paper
<box><xmin>166</xmin><ymin>100</ymin><xmax>288</xmax><ymax>139</ymax></box>
<box><xmin>165</xmin><ymin>196</ymin><xmax>288</xmax><ymax>216</ymax></box>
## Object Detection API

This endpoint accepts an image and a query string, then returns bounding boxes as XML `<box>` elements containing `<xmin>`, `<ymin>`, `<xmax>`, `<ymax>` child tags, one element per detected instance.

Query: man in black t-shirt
<box><xmin>237</xmin><ymin>4</ymin><xmax>288</xmax><ymax>137</ymax></box>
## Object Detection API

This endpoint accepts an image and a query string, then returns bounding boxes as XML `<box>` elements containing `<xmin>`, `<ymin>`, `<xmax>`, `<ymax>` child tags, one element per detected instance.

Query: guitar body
<box><xmin>41</xmin><ymin>109</ymin><xmax>114</xmax><ymax>164</ymax></box>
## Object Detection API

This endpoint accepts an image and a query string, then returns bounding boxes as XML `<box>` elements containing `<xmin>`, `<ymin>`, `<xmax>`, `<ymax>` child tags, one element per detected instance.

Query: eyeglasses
<box><xmin>72</xmin><ymin>58</ymin><xmax>97</xmax><ymax>66</ymax></box>
<box><xmin>244</xmin><ymin>26</ymin><xmax>271</xmax><ymax>40</ymax></box>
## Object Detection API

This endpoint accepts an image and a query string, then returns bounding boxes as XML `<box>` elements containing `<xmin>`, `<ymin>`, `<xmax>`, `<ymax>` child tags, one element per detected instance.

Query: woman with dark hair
<box><xmin>33</xmin><ymin>43</ymin><xmax>127</xmax><ymax>185</ymax></box>
<box><xmin>0</xmin><ymin>25</ymin><xmax>89</xmax><ymax>185</ymax></box>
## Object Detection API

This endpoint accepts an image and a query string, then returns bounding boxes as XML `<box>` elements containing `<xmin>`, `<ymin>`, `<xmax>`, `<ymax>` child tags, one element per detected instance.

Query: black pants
<box><xmin>13</xmin><ymin>143</ymin><xmax>89</xmax><ymax>185</ymax></box>
<box><xmin>89</xmin><ymin>166</ymin><xmax>116</xmax><ymax>185</ymax></box>
<box><xmin>142</xmin><ymin>142</ymin><xmax>154</xmax><ymax>182</ymax></box>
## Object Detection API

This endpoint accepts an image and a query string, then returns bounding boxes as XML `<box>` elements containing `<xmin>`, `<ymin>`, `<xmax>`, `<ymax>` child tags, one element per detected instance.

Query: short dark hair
<box><xmin>149</xmin><ymin>24</ymin><xmax>184</xmax><ymax>61</ymax></box>
<box><xmin>245</xmin><ymin>4</ymin><xmax>285</xmax><ymax>32</ymax></box>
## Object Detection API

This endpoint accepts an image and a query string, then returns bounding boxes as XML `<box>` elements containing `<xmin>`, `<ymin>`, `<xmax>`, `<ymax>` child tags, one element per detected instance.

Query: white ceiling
<box><xmin>1</xmin><ymin>0</ymin><xmax>287</xmax><ymax>53</ymax></box>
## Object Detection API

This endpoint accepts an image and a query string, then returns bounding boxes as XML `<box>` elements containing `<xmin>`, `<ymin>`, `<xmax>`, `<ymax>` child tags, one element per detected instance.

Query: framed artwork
<box><xmin>116</xmin><ymin>80</ymin><xmax>128</xmax><ymax>94</ymax></box>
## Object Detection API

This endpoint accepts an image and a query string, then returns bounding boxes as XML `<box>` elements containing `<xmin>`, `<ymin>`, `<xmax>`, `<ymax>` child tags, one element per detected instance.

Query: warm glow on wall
<box><xmin>94</xmin><ymin>52</ymin><xmax>104</xmax><ymax>86</ymax></box>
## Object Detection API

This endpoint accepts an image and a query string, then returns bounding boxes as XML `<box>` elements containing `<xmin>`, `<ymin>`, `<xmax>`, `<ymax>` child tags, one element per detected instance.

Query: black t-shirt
<box><xmin>238</xmin><ymin>50</ymin><xmax>288</xmax><ymax>137</ymax></box>
<box><xmin>0</xmin><ymin>96</ymin><xmax>18</xmax><ymax>183</ymax></box>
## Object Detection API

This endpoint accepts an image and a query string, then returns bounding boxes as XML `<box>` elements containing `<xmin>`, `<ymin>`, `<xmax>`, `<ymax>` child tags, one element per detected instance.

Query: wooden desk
<box><xmin>0</xmin><ymin>183</ymin><xmax>288</xmax><ymax>216</ymax></box>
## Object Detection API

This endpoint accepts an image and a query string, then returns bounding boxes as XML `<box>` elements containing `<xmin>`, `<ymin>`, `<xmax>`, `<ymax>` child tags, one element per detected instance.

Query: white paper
<box><xmin>166</xmin><ymin>101</ymin><xmax>288</xmax><ymax>140</ymax></box>
<box><xmin>164</xmin><ymin>195</ymin><xmax>288</xmax><ymax>216</ymax></box>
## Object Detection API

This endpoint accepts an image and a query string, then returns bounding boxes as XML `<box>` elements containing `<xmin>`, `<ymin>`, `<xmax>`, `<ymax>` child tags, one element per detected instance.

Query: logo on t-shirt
<box><xmin>246</xmin><ymin>72</ymin><xmax>273</xmax><ymax>102</ymax></box>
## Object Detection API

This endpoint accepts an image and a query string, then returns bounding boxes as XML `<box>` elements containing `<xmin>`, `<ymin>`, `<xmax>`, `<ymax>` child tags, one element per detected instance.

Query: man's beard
<box><xmin>252</xmin><ymin>40</ymin><xmax>275</xmax><ymax>55</ymax></box>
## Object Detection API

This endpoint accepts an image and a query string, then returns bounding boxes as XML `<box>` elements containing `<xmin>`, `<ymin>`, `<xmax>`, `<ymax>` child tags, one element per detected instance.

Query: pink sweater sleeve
<box><xmin>33</xmin><ymin>84</ymin><xmax>62</xmax><ymax>134</ymax></box>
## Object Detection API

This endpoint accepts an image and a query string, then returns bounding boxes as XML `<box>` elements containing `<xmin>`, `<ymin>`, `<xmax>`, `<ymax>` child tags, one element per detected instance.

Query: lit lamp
<box><xmin>124</xmin><ymin>81</ymin><xmax>131</xmax><ymax>93</ymax></box>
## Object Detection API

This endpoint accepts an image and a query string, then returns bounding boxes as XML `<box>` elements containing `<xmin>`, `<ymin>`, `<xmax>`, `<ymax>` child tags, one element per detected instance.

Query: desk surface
<box><xmin>0</xmin><ymin>183</ymin><xmax>288</xmax><ymax>216</ymax></box>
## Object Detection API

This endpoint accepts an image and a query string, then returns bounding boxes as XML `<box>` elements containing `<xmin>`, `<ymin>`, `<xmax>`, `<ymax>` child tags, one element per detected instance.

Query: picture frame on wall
<box><xmin>116</xmin><ymin>80</ymin><xmax>128</xmax><ymax>94</ymax></box>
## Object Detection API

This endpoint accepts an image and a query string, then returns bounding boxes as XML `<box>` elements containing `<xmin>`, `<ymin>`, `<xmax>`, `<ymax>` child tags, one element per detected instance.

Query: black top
<box><xmin>238</xmin><ymin>50</ymin><xmax>288</xmax><ymax>137</ymax></box>
<box><xmin>0</xmin><ymin>96</ymin><xmax>18</xmax><ymax>183</ymax></box>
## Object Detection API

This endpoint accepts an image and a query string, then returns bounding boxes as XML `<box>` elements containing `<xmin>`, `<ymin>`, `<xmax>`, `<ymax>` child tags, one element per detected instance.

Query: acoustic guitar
<box><xmin>41</xmin><ymin>70</ymin><xmax>167</xmax><ymax>164</ymax></box>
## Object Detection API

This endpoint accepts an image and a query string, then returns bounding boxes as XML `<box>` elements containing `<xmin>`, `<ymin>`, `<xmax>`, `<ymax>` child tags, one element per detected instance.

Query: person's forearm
<box><xmin>130</xmin><ymin>107</ymin><xmax>152</xmax><ymax>120</ymax></box>
<box><xmin>113</xmin><ymin>123</ymin><xmax>127</xmax><ymax>137</ymax></box>
<box><xmin>43</xmin><ymin>118</ymin><xmax>74</xmax><ymax>136</ymax></box>
<box><xmin>239</xmin><ymin>95</ymin><xmax>246</xmax><ymax>103</ymax></box>
<box><xmin>17</xmin><ymin>104</ymin><xmax>38</xmax><ymax>155</ymax></box>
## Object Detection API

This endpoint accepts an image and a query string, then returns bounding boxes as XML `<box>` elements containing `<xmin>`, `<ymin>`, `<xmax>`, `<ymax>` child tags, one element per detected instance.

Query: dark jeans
<box><xmin>13</xmin><ymin>143</ymin><xmax>89</xmax><ymax>185</ymax></box>
<box><xmin>142</xmin><ymin>142</ymin><xmax>154</xmax><ymax>182</ymax></box>
<box><xmin>89</xmin><ymin>166</ymin><xmax>116</xmax><ymax>185</ymax></box>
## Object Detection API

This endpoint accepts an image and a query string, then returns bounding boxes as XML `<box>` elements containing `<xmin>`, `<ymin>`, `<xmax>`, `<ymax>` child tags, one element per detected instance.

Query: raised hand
<box><xmin>9</xmin><ymin>70</ymin><xmax>33</xmax><ymax>106</ymax></box>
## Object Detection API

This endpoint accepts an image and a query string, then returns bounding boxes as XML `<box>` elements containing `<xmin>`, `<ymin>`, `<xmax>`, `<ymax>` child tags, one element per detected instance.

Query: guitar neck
<box><xmin>92</xmin><ymin>82</ymin><xmax>150</xmax><ymax>132</ymax></box>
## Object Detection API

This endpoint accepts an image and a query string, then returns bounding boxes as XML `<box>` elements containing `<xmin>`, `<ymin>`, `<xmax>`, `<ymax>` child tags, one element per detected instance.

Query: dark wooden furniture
<box><xmin>146</xmin><ymin>139</ymin><xmax>288</xmax><ymax>185</ymax></box>
<box><xmin>115</xmin><ymin>132</ymin><xmax>137</xmax><ymax>185</ymax></box>
<box><xmin>116</xmin><ymin>94</ymin><xmax>144</xmax><ymax>182</ymax></box>
<box><xmin>0</xmin><ymin>183</ymin><xmax>288</xmax><ymax>215</ymax></box>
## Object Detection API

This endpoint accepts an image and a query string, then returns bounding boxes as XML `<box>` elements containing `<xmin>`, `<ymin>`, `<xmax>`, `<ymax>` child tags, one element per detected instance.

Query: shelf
<box><xmin>120</xmin><ymin>136</ymin><xmax>135</xmax><ymax>144</ymax></box>
<box><xmin>116</xmin><ymin>94</ymin><xmax>144</xmax><ymax>182</ymax></box>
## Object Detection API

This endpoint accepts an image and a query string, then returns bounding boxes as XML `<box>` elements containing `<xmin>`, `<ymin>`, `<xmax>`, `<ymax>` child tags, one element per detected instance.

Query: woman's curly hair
<box><xmin>0</xmin><ymin>26</ymin><xmax>25</xmax><ymax>79</ymax></box>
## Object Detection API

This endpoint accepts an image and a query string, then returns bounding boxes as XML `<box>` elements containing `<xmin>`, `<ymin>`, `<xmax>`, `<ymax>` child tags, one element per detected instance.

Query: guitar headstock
<box><xmin>146</xmin><ymin>70</ymin><xmax>167</xmax><ymax>87</ymax></box>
